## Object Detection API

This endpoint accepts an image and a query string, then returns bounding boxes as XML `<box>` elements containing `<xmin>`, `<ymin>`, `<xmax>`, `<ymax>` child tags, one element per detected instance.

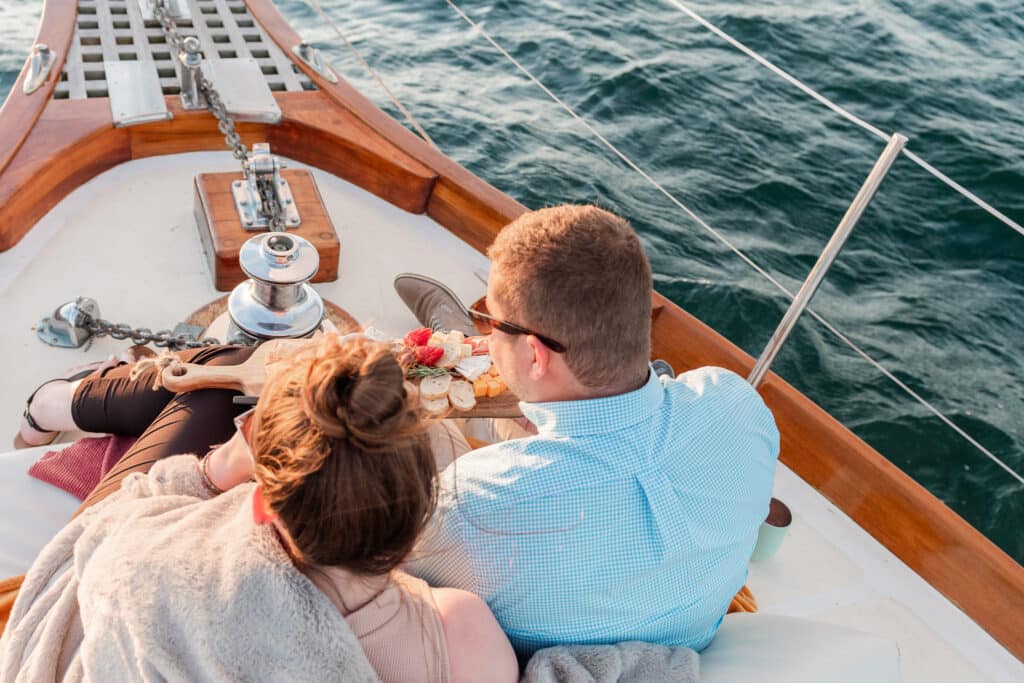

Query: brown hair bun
<box><xmin>300</xmin><ymin>343</ymin><xmax>411</xmax><ymax>450</ymax></box>
<box><xmin>252</xmin><ymin>335</ymin><xmax>437</xmax><ymax>573</ymax></box>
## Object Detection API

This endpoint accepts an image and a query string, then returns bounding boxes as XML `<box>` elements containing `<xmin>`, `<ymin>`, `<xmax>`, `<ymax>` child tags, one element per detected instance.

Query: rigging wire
<box><xmin>301</xmin><ymin>0</ymin><xmax>438</xmax><ymax>148</ymax></box>
<box><xmin>441</xmin><ymin>0</ymin><xmax>1024</xmax><ymax>487</ymax></box>
<box><xmin>661</xmin><ymin>0</ymin><xmax>1024</xmax><ymax>240</ymax></box>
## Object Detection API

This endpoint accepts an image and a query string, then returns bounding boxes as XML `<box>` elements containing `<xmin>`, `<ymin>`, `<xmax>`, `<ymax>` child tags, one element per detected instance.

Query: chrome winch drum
<box><xmin>226</xmin><ymin>232</ymin><xmax>325</xmax><ymax>345</ymax></box>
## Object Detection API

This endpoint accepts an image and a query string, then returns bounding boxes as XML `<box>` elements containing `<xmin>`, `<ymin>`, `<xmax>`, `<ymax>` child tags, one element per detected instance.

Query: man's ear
<box><xmin>526</xmin><ymin>335</ymin><xmax>550</xmax><ymax>380</ymax></box>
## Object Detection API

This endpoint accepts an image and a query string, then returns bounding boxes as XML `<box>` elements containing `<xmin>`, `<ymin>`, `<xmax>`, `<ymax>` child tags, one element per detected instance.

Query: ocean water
<box><xmin>2</xmin><ymin>0</ymin><xmax>1022</xmax><ymax>561</ymax></box>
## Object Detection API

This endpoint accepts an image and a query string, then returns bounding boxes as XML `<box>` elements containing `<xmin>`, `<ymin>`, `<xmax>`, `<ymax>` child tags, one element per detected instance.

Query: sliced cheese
<box><xmin>455</xmin><ymin>354</ymin><xmax>491</xmax><ymax>381</ymax></box>
<box><xmin>438</xmin><ymin>343</ymin><xmax>462</xmax><ymax>369</ymax></box>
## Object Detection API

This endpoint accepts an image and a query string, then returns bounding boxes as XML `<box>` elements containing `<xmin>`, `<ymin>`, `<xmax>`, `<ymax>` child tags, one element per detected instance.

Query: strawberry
<box><xmin>404</xmin><ymin>327</ymin><xmax>433</xmax><ymax>347</ymax></box>
<box><xmin>414</xmin><ymin>345</ymin><xmax>445</xmax><ymax>367</ymax></box>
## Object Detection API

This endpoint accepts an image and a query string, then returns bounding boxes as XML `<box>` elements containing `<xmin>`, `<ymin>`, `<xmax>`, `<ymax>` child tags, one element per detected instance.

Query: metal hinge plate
<box><xmin>200</xmin><ymin>59</ymin><xmax>282</xmax><ymax>124</ymax></box>
<box><xmin>232</xmin><ymin>177</ymin><xmax>301</xmax><ymax>230</ymax></box>
<box><xmin>106</xmin><ymin>61</ymin><xmax>174</xmax><ymax>127</ymax></box>
<box><xmin>138</xmin><ymin>0</ymin><xmax>191</xmax><ymax>22</ymax></box>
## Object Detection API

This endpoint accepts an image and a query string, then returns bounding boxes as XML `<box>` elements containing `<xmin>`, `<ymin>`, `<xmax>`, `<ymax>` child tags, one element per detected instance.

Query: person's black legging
<box><xmin>73</xmin><ymin>345</ymin><xmax>255</xmax><ymax>510</ymax></box>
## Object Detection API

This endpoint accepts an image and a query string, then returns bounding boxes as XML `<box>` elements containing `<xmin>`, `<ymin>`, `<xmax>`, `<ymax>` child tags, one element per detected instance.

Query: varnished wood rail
<box><xmin>0</xmin><ymin>0</ymin><xmax>77</xmax><ymax>179</ymax></box>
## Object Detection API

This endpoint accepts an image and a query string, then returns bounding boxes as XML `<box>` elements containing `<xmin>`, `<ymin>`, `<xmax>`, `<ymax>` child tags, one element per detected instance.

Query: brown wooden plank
<box><xmin>0</xmin><ymin>99</ymin><xmax>129</xmax><ymax>250</ymax></box>
<box><xmin>0</xmin><ymin>0</ymin><xmax>77</xmax><ymax>177</ymax></box>
<box><xmin>127</xmin><ymin>98</ymin><xmax>270</xmax><ymax>160</ymax></box>
<box><xmin>267</xmin><ymin>93</ymin><xmax>436</xmax><ymax>214</ymax></box>
<box><xmin>194</xmin><ymin>169</ymin><xmax>339</xmax><ymax>290</ymax></box>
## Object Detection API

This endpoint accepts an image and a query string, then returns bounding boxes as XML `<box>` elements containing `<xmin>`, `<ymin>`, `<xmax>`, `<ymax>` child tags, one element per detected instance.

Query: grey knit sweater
<box><xmin>0</xmin><ymin>455</ymin><xmax>379</xmax><ymax>682</ymax></box>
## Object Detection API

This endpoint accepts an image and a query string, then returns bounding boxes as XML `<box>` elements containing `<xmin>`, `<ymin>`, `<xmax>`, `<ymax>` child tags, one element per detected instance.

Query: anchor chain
<box><xmin>152</xmin><ymin>0</ymin><xmax>187</xmax><ymax>53</ymax></box>
<box><xmin>200</xmin><ymin>79</ymin><xmax>250</xmax><ymax>173</ymax></box>
<box><xmin>256</xmin><ymin>173</ymin><xmax>287</xmax><ymax>231</ymax></box>
<box><xmin>152</xmin><ymin>0</ymin><xmax>286</xmax><ymax>230</ymax></box>
<box><xmin>87</xmin><ymin>318</ymin><xmax>221</xmax><ymax>350</ymax></box>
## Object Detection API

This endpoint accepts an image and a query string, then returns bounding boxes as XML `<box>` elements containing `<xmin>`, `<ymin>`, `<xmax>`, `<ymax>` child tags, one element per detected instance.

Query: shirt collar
<box><xmin>519</xmin><ymin>367</ymin><xmax>664</xmax><ymax>437</ymax></box>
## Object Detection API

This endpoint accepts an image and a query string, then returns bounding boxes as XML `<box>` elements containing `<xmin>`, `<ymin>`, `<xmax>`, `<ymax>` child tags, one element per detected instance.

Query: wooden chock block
<box><xmin>194</xmin><ymin>169</ymin><xmax>340</xmax><ymax>291</ymax></box>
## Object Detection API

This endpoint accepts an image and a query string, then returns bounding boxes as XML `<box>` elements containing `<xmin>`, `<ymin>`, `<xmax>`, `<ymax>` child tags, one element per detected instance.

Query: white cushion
<box><xmin>0</xmin><ymin>446</ymin><xmax>81</xmax><ymax>577</ymax></box>
<box><xmin>700</xmin><ymin>613</ymin><xmax>900</xmax><ymax>683</ymax></box>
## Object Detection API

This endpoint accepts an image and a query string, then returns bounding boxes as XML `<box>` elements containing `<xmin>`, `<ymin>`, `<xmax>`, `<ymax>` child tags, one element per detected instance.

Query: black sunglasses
<box><xmin>467</xmin><ymin>308</ymin><xmax>567</xmax><ymax>353</ymax></box>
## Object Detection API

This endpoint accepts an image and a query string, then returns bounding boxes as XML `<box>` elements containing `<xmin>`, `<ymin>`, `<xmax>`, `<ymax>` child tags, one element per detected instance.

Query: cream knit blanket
<box><xmin>0</xmin><ymin>455</ymin><xmax>379</xmax><ymax>682</ymax></box>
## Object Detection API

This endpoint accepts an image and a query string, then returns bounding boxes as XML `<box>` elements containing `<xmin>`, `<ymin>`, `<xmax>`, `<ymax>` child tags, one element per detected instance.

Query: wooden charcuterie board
<box><xmin>445</xmin><ymin>388</ymin><xmax>522</xmax><ymax>419</ymax></box>
<box><xmin>159</xmin><ymin>339</ymin><xmax>308</xmax><ymax>396</ymax></box>
<box><xmin>160</xmin><ymin>340</ymin><xmax>522</xmax><ymax>418</ymax></box>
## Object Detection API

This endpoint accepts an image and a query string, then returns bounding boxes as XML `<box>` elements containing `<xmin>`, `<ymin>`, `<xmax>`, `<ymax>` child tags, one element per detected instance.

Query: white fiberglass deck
<box><xmin>0</xmin><ymin>153</ymin><xmax>1020</xmax><ymax>681</ymax></box>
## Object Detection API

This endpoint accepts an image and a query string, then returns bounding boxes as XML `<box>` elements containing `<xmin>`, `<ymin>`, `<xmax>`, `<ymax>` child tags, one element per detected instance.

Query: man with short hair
<box><xmin>400</xmin><ymin>205</ymin><xmax>779</xmax><ymax>659</ymax></box>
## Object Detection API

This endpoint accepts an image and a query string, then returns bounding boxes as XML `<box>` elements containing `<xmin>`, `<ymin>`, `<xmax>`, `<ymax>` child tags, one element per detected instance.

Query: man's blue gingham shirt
<box><xmin>408</xmin><ymin>366</ymin><xmax>779</xmax><ymax>657</ymax></box>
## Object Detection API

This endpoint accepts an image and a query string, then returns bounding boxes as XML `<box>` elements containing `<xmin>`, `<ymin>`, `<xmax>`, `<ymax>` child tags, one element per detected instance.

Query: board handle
<box><xmin>160</xmin><ymin>362</ymin><xmax>249</xmax><ymax>394</ymax></box>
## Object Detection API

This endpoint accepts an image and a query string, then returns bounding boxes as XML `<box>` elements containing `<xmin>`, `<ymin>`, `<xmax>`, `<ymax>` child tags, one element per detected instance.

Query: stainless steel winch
<box><xmin>35</xmin><ymin>232</ymin><xmax>325</xmax><ymax>350</ymax></box>
<box><xmin>225</xmin><ymin>232</ymin><xmax>325</xmax><ymax>345</ymax></box>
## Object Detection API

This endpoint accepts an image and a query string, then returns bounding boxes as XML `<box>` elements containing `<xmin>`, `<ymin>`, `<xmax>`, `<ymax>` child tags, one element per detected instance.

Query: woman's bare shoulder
<box><xmin>431</xmin><ymin>587</ymin><xmax>519</xmax><ymax>683</ymax></box>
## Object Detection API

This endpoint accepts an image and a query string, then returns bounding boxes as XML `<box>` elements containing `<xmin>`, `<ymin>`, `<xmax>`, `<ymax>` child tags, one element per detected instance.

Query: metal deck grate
<box><xmin>55</xmin><ymin>0</ymin><xmax>315</xmax><ymax>99</ymax></box>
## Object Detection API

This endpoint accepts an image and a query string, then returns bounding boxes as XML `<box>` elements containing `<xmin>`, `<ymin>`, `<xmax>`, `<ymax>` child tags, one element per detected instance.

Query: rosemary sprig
<box><xmin>405</xmin><ymin>364</ymin><xmax>451</xmax><ymax>379</ymax></box>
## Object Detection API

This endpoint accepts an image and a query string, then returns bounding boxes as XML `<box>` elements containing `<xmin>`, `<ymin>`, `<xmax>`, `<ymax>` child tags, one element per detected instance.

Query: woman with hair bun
<box><xmin>1</xmin><ymin>336</ymin><xmax>518</xmax><ymax>682</ymax></box>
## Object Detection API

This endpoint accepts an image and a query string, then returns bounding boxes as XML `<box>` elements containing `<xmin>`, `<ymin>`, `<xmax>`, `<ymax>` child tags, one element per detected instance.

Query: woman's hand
<box><xmin>204</xmin><ymin>413</ymin><xmax>256</xmax><ymax>491</ymax></box>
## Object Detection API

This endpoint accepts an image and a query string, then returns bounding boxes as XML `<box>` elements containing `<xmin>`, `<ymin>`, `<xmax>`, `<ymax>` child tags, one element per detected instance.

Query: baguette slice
<box><xmin>448</xmin><ymin>379</ymin><xmax>477</xmax><ymax>412</ymax></box>
<box><xmin>420</xmin><ymin>374</ymin><xmax>452</xmax><ymax>400</ymax></box>
<box><xmin>421</xmin><ymin>394</ymin><xmax>450</xmax><ymax>416</ymax></box>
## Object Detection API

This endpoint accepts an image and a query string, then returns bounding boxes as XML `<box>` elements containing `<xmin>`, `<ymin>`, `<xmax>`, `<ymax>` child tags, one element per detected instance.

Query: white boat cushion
<box><xmin>700</xmin><ymin>613</ymin><xmax>900</xmax><ymax>683</ymax></box>
<box><xmin>0</xmin><ymin>445</ymin><xmax>80</xmax><ymax>578</ymax></box>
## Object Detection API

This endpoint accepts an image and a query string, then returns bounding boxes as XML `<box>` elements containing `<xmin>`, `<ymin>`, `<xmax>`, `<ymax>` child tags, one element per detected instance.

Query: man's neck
<box><xmin>529</xmin><ymin>370</ymin><xmax>649</xmax><ymax>403</ymax></box>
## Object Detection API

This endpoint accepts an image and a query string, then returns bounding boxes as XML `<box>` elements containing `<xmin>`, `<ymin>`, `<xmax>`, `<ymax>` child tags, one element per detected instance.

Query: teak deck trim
<box><xmin>0</xmin><ymin>0</ymin><xmax>1021</xmax><ymax>659</ymax></box>
<box><xmin>0</xmin><ymin>0</ymin><xmax>76</xmax><ymax>178</ymax></box>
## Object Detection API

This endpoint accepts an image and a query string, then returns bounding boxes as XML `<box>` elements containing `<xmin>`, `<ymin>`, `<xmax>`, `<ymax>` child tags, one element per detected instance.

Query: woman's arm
<box><xmin>432</xmin><ymin>587</ymin><xmax>518</xmax><ymax>683</ymax></box>
<box><xmin>203</xmin><ymin>413</ymin><xmax>256</xmax><ymax>492</ymax></box>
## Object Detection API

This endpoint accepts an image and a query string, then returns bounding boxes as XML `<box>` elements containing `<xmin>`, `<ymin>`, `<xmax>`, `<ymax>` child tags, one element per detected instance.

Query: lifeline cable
<box><xmin>442</xmin><ymin>0</ymin><xmax>1024</xmax><ymax>486</ymax></box>
<box><xmin>301</xmin><ymin>0</ymin><xmax>438</xmax><ymax>148</ymax></box>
